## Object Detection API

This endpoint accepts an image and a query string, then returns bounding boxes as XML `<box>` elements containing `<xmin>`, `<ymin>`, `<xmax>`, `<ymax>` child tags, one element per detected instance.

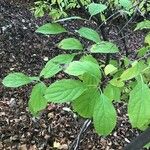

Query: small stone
<box><xmin>10</xmin><ymin>67</ymin><xmax>14</xmax><ymax>71</ymax></box>
<box><xmin>43</xmin><ymin>57</ymin><xmax>49</xmax><ymax>61</ymax></box>
<box><xmin>41</xmin><ymin>123</ymin><xmax>47</xmax><ymax>128</ymax></box>
<box><xmin>60</xmin><ymin>144</ymin><xmax>68</xmax><ymax>150</ymax></box>
<box><xmin>44</xmin><ymin>134</ymin><xmax>50</xmax><ymax>140</ymax></box>
<box><xmin>0</xmin><ymin>142</ymin><xmax>3</xmax><ymax>149</ymax></box>
<box><xmin>57</xmin><ymin>74</ymin><xmax>63</xmax><ymax>79</ymax></box>
<box><xmin>48</xmin><ymin>112</ymin><xmax>54</xmax><ymax>119</ymax></box>
<box><xmin>19</xmin><ymin>144</ymin><xmax>27</xmax><ymax>150</ymax></box>
<box><xmin>22</xmin><ymin>19</ymin><xmax>25</xmax><ymax>22</ymax></box>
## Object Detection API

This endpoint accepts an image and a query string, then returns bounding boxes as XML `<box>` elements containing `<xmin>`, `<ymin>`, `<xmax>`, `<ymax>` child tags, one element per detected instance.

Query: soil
<box><xmin>0</xmin><ymin>0</ymin><xmax>148</xmax><ymax>150</ymax></box>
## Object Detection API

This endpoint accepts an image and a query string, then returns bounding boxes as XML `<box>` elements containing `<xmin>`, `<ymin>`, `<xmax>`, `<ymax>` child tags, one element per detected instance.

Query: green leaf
<box><xmin>80</xmin><ymin>55</ymin><xmax>99</xmax><ymax>65</ymax></box>
<box><xmin>76</xmin><ymin>27</ymin><xmax>101</xmax><ymax>43</ymax></box>
<box><xmin>65</xmin><ymin>61</ymin><xmax>101</xmax><ymax>83</ymax></box>
<box><xmin>135</xmin><ymin>20</ymin><xmax>150</xmax><ymax>31</ymax></box>
<box><xmin>35</xmin><ymin>23</ymin><xmax>67</xmax><ymax>34</ymax></box>
<box><xmin>40</xmin><ymin>54</ymin><xmax>75</xmax><ymax>78</ymax></box>
<box><xmin>58</xmin><ymin>38</ymin><xmax>83</xmax><ymax>50</ymax></box>
<box><xmin>50</xmin><ymin>54</ymin><xmax>75</xmax><ymax>64</ymax></box>
<box><xmin>145</xmin><ymin>33</ymin><xmax>150</xmax><ymax>45</ymax></box>
<box><xmin>90</xmin><ymin>42</ymin><xmax>119</xmax><ymax>53</ymax></box>
<box><xmin>137</xmin><ymin>46</ymin><xmax>150</xmax><ymax>57</ymax></box>
<box><xmin>2</xmin><ymin>73</ymin><xmax>32</xmax><ymax>87</ymax></box>
<box><xmin>88</xmin><ymin>3</ymin><xmax>107</xmax><ymax>16</ymax></box>
<box><xmin>45</xmin><ymin>79</ymin><xmax>86</xmax><ymax>103</ymax></box>
<box><xmin>72</xmin><ymin>88</ymin><xmax>100</xmax><ymax>118</ymax></box>
<box><xmin>28</xmin><ymin>83</ymin><xmax>47</xmax><ymax>116</ymax></box>
<box><xmin>40</xmin><ymin>62</ymin><xmax>62</xmax><ymax>78</ymax></box>
<box><xmin>104</xmin><ymin>84</ymin><xmax>121</xmax><ymax>102</ymax></box>
<box><xmin>93</xmin><ymin>93</ymin><xmax>117</xmax><ymax>136</ymax></box>
<box><xmin>128</xmin><ymin>80</ymin><xmax>150</xmax><ymax>129</ymax></box>
<box><xmin>119</xmin><ymin>0</ymin><xmax>133</xmax><ymax>11</ymax></box>
<box><xmin>120</xmin><ymin>61</ymin><xmax>141</xmax><ymax>81</ymax></box>
<box><xmin>104</xmin><ymin>64</ymin><xmax>117</xmax><ymax>75</ymax></box>
<box><xmin>81</xmin><ymin>73</ymin><xmax>100</xmax><ymax>86</ymax></box>
<box><xmin>109</xmin><ymin>78</ymin><xmax>124</xmax><ymax>87</ymax></box>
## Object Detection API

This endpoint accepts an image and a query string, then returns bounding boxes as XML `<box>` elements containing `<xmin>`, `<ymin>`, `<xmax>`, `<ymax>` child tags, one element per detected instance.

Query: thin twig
<box><xmin>69</xmin><ymin>119</ymin><xmax>91</xmax><ymax>150</ymax></box>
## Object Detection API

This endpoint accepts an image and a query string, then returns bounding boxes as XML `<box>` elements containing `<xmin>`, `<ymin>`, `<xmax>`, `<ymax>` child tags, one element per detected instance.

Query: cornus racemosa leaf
<box><xmin>128</xmin><ymin>80</ymin><xmax>150</xmax><ymax>130</ymax></box>
<box><xmin>44</xmin><ymin>79</ymin><xmax>86</xmax><ymax>103</ymax></box>
<box><xmin>28</xmin><ymin>82</ymin><xmax>47</xmax><ymax>116</ymax></box>
<box><xmin>93</xmin><ymin>93</ymin><xmax>117</xmax><ymax>136</ymax></box>
<box><xmin>76</xmin><ymin>27</ymin><xmax>101</xmax><ymax>43</ymax></box>
<box><xmin>36</xmin><ymin>23</ymin><xmax>67</xmax><ymax>34</ymax></box>
<box><xmin>58</xmin><ymin>38</ymin><xmax>83</xmax><ymax>50</ymax></box>
<box><xmin>72</xmin><ymin>87</ymin><xmax>100</xmax><ymax>118</ymax></box>
<box><xmin>2</xmin><ymin>72</ymin><xmax>32</xmax><ymax>87</ymax></box>
<box><xmin>90</xmin><ymin>41</ymin><xmax>119</xmax><ymax>53</ymax></box>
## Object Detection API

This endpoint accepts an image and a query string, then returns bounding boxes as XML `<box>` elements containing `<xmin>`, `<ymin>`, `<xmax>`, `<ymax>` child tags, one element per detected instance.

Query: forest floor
<box><xmin>0</xmin><ymin>0</ymin><xmax>148</xmax><ymax>150</ymax></box>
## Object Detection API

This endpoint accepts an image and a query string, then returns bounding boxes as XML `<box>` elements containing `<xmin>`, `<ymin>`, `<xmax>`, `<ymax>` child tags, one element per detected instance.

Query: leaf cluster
<box><xmin>2</xmin><ymin>18</ymin><xmax>150</xmax><ymax>137</ymax></box>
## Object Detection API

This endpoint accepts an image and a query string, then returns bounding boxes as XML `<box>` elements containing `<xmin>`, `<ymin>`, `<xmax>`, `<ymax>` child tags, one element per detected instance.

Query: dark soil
<box><xmin>0</xmin><ymin>0</ymin><xmax>148</xmax><ymax>150</ymax></box>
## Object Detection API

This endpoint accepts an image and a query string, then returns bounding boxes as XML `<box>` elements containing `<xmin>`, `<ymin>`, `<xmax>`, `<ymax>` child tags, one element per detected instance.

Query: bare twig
<box><xmin>69</xmin><ymin>119</ymin><xmax>91</xmax><ymax>150</ymax></box>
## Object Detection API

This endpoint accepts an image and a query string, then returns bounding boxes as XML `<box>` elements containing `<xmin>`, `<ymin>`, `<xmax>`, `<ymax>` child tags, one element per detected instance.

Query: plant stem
<box><xmin>69</xmin><ymin>119</ymin><xmax>91</xmax><ymax>150</ymax></box>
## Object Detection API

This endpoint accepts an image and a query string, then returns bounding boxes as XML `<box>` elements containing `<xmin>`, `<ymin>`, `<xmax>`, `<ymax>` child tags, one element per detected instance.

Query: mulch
<box><xmin>0</xmin><ymin>0</ymin><xmax>147</xmax><ymax>149</ymax></box>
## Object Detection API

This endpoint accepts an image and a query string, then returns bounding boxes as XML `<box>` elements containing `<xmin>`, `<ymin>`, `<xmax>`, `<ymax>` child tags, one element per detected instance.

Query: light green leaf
<box><xmin>45</xmin><ymin>79</ymin><xmax>86</xmax><ymax>103</ymax></box>
<box><xmin>72</xmin><ymin>88</ymin><xmax>100</xmax><ymax>118</ymax></box>
<box><xmin>120</xmin><ymin>61</ymin><xmax>141</xmax><ymax>81</ymax></box>
<box><xmin>28</xmin><ymin>82</ymin><xmax>47</xmax><ymax>116</ymax></box>
<box><xmin>119</xmin><ymin>0</ymin><xmax>133</xmax><ymax>11</ymax></box>
<box><xmin>40</xmin><ymin>54</ymin><xmax>75</xmax><ymax>78</ymax></box>
<box><xmin>109</xmin><ymin>78</ymin><xmax>124</xmax><ymax>87</ymax></box>
<box><xmin>2</xmin><ymin>73</ymin><xmax>32</xmax><ymax>87</ymax></box>
<box><xmin>137</xmin><ymin>46</ymin><xmax>150</xmax><ymax>57</ymax></box>
<box><xmin>65</xmin><ymin>61</ymin><xmax>101</xmax><ymax>83</ymax></box>
<box><xmin>76</xmin><ymin>27</ymin><xmax>101</xmax><ymax>43</ymax></box>
<box><xmin>81</xmin><ymin>73</ymin><xmax>100</xmax><ymax>86</ymax></box>
<box><xmin>58</xmin><ymin>38</ymin><xmax>83</xmax><ymax>50</ymax></box>
<box><xmin>104</xmin><ymin>64</ymin><xmax>118</xmax><ymax>75</ymax></box>
<box><xmin>50</xmin><ymin>54</ymin><xmax>75</xmax><ymax>64</ymax></box>
<box><xmin>93</xmin><ymin>93</ymin><xmax>117</xmax><ymax>136</ymax></box>
<box><xmin>80</xmin><ymin>55</ymin><xmax>99</xmax><ymax>65</ymax></box>
<box><xmin>128</xmin><ymin>80</ymin><xmax>150</xmax><ymax>129</ymax></box>
<box><xmin>104</xmin><ymin>84</ymin><xmax>121</xmax><ymax>102</ymax></box>
<box><xmin>90</xmin><ymin>42</ymin><xmax>119</xmax><ymax>53</ymax></box>
<box><xmin>40</xmin><ymin>62</ymin><xmax>62</xmax><ymax>78</ymax></box>
<box><xmin>88</xmin><ymin>3</ymin><xmax>107</xmax><ymax>16</ymax></box>
<box><xmin>135</xmin><ymin>20</ymin><xmax>150</xmax><ymax>31</ymax></box>
<box><xmin>145</xmin><ymin>33</ymin><xmax>150</xmax><ymax>45</ymax></box>
<box><xmin>36</xmin><ymin>23</ymin><xmax>67</xmax><ymax>34</ymax></box>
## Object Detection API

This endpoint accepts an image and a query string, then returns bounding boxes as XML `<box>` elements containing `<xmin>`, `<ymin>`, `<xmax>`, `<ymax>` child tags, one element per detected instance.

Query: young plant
<box><xmin>2</xmin><ymin>19</ymin><xmax>150</xmax><ymax>139</ymax></box>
